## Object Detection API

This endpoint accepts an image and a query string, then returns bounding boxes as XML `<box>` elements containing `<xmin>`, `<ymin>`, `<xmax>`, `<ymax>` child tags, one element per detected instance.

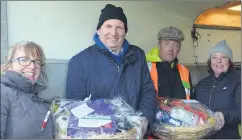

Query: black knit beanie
<box><xmin>97</xmin><ymin>4</ymin><xmax>128</xmax><ymax>33</ymax></box>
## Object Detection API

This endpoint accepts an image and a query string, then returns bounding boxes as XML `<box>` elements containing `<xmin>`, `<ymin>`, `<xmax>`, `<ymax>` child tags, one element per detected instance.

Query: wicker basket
<box><xmin>154</xmin><ymin>98</ymin><xmax>216</xmax><ymax>140</ymax></box>
<box><xmin>162</xmin><ymin>118</ymin><xmax>215</xmax><ymax>139</ymax></box>
<box><xmin>55</xmin><ymin>128</ymin><xmax>137</xmax><ymax>139</ymax></box>
<box><xmin>89</xmin><ymin>128</ymin><xmax>137</xmax><ymax>139</ymax></box>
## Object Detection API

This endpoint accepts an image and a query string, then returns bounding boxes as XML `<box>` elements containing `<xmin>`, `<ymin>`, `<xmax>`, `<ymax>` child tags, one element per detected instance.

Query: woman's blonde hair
<box><xmin>2</xmin><ymin>41</ymin><xmax>48</xmax><ymax>86</ymax></box>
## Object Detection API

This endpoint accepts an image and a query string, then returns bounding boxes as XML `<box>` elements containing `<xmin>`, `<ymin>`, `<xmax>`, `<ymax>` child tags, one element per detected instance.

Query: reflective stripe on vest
<box><xmin>149</xmin><ymin>62</ymin><xmax>191</xmax><ymax>100</ymax></box>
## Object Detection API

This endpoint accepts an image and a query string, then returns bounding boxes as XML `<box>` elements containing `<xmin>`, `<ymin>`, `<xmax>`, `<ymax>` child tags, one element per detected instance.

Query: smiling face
<box><xmin>158</xmin><ymin>39</ymin><xmax>181</xmax><ymax>63</ymax></box>
<box><xmin>97</xmin><ymin>19</ymin><xmax>126</xmax><ymax>52</ymax></box>
<box><xmin>210</xmin><ymin>52</ymin><xmax>230</xmax><ymax>77</ymax></box>
<box><xmin>3</xmin><ymin>42</ymin><xmax>46</xmax><ymax>84</ymax></box>
<box><xmin>8</xmin><ymin>49</ymin><xmax>41</xmax><ymax>83</ymax></box>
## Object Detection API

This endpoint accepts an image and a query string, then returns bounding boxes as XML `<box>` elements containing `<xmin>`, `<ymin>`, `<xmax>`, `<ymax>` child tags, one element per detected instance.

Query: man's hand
<box><xmin>213</xmin><ymin>111</ymin><xmax>225</xmax><ymax>130</ymax></box>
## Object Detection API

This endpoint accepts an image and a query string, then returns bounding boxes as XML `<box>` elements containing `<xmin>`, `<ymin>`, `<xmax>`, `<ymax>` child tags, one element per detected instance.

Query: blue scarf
<box><xmin>93</xmin><ymin>33</ymin><xmax>129</xmax><ymax>64</ymax></box>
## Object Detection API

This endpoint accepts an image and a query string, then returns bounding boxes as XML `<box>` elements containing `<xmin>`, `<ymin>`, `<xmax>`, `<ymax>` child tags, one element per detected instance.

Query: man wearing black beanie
<box><xmin>97</xmin><ymin>4</ymin><xmax>128</xmax><ymax>33</ymax></box>
<box><xmin>66</xmin><ymin>4</ymin><xmax>156</xmax><ymax>138</ymax></box>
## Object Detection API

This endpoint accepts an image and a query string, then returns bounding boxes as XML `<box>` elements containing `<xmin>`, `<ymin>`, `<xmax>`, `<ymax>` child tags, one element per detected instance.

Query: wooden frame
<box><xmin>194</xmin><ymin>1</ymin><xmax>241</xmax><ymax>29</ymax></box>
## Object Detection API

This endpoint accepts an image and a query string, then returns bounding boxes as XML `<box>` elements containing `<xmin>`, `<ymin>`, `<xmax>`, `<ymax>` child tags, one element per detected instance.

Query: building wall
<box><xmin>6</xmin><ymin>1</ymin><xmax>217</xmax><ymax>64</ymax></box>
<box><xmin>1</xmin><ymin>1</ymin><xmax>8</xmax><ymax>63</ymax></box>
<box><xmin>195</xmin><ymin>28</ymin><xmax>241</xmax><ymax>63</ymax></box>
<box><xmin>3</xmin><ymin>1</ymin><xmax>240</xmax><ymax>99</ymax></box>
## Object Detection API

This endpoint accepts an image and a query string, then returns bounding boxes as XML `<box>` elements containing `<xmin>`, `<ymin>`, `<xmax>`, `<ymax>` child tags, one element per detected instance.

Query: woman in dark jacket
<box><xmin>0</xmin><ymin>41</ymin><xmax>54</xmax><ymax>139</ymax></box>
<box><xmin>195</xmin><ymin>40</ymin><xmax>241</xmax><ymax>139</ymax></box>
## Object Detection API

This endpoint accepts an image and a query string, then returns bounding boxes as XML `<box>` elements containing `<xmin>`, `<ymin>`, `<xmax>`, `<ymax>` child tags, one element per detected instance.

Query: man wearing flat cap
<box><xmin>146</xmin><ymin>26</ymin><xmax>194</xmax><ymax>100</ymax></box>
<box><xmin>66</xmin><ymin>4</ymin><xmax>156</xmax><ymax>137</ymax></box>
<box><xmin>146</xmin><ymin>26</ymin><xmax>194</xmax><ymax>138</ymax></box>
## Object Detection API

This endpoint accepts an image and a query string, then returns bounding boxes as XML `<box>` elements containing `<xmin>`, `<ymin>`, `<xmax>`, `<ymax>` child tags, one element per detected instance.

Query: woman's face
<box><xmin>211</xmin><ymin>52</ymin><xmax>230</xmax><ymax>77</ymax></box>
<box><xmin>8</xmin><ymin>48</ymin><xmax>42</xmax><ymax>83</ymax></box>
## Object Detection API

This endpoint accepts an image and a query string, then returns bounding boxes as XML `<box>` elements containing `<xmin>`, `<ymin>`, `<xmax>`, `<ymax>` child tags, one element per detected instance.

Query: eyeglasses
<box><xmin>10</xmin><ymin>57</ymin><xmax>45</xmax><ymax>68</ymax></box>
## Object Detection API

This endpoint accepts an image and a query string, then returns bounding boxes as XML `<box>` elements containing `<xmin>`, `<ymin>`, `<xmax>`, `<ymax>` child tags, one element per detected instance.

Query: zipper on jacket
<box><xmin>110</xmin><ymin>59</ymin><xmax>120</xmax><ymax>73</ymax></box>
<box><xmin>208</xmin><ymin>85</ymin><xmax>216</xmax><ymax>109</ymax></box>
<box><xmin>117</xmin><ymin>65</ymin><xmax>120</xmax><ymax>73</ymax></box>
<box><xmin>208</xmin><ymin>75</ymin><xmax>222</xmax><ymax>108</ymax></box>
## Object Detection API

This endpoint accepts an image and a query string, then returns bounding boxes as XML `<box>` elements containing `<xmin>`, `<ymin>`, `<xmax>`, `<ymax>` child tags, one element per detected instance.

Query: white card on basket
<box><xmin>71</xmin><ymin>103</ymin><xmax>94</xmax><ymax>118</ymax></box>
<box><xmin>78</xmin><ymin>118</ymin><xmax>111</xmax><ymax>127</ymax></box>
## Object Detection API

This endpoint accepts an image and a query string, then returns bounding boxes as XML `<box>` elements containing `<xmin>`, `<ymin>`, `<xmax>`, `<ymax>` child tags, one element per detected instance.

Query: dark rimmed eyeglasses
<box><xmin>10</xmin><ymin>57</ymin><xmax>45</xmax><ymax>68</ymax></box>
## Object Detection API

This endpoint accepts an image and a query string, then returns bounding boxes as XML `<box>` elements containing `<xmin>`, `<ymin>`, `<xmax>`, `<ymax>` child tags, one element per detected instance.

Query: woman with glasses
<box><xmin>0</xmin><ymin>41</ymin><xmax>54</xmax><ymax>139</ymax></box>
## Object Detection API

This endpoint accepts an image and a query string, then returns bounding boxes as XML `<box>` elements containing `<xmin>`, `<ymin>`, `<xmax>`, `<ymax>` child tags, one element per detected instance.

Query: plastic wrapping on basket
<box><xmin>50</xmin><ymin>96</ymin><xmax>146</xmax><ymax>139</ymax></box>
<box><xmin>152</xmin><ymin>98</ymin><xmax>216</xmax><ymax>139</ymax></box>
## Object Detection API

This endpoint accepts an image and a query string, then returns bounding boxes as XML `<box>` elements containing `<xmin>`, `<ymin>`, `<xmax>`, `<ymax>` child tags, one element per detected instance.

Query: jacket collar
<box><xmin>93</xmin><ymin>33</ymin><xmax>129</xmax><ymax>57</ymax></box>
<box><xmin>146</xmin><ymin>46</ymin><xmax>179</xmax><ymax>68</ymax></box>
<box><xmin>212</xmin><ymin>68</ymin><xmax>234</xmax><ymax>82</ymax></box>
<box><xmin>95</xmin><ymin>44</ymin><xmax>137</xmax><ymax>65</ymax></box>
<box><xmin>122</xmin><ymin>46</ymin><xmax>137</xmax><ymax>65</ymax></box>
<box><xmin>146</xmin><ymin>47</ymin><xmax>162</xmax><ymax>62</ymax></box>
<box><xmin>1</xmin><ymin>70</ymin><xmax>46</xmax><ymax>94</ymax></box>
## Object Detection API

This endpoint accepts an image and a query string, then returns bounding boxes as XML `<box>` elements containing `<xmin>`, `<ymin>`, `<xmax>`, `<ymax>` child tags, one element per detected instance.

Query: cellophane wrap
<box><xmin>152</xmin><ymin>98</ymin><xmax>216</xmax><ymax>139</ymax></box>
<box><xmin>51</xmin><ymin>97</ymin><xmax>146</xmax><ymax>139</ymax></box>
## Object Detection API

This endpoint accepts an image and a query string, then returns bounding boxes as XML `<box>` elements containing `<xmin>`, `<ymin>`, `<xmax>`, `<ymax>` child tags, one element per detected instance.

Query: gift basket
<box><xmin>50</xmin><ymin>96</ymin><xmax>146</xmax><ymax>139</ymax></box>
<box><xmin>152</xmin><ymin>98</ymin><xmax>216</xmax><ymax>140</ymax></box>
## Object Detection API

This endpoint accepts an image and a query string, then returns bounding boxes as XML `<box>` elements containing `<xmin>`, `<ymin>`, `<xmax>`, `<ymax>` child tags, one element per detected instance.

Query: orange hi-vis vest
<box><xmin>148</xmin><ymin>62</ymin><xmax>191</xmax><ymax>100</ymax></box>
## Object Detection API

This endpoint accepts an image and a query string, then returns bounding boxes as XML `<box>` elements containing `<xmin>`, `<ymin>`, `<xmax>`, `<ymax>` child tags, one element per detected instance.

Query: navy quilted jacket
<box><xmin>195</xmin><ymin>69</ymin><xmax>241</xmax><ymax>139</ymax></box>
<box><xmin>66</xmin><ymin>44</ymin><xmax>156</xmax><ymax>126</ymax></box>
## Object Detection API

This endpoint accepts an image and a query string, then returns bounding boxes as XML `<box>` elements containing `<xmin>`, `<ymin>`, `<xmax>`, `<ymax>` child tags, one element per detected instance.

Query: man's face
<box><xmin>158</xmin><ymin>39</ymin><xmax>181</xmax><ymax>63</ymax></box>
<box><xmin>97</xmin><ymin>19</ymin><xmax>126</xmax><ymax>52</ymax></box>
